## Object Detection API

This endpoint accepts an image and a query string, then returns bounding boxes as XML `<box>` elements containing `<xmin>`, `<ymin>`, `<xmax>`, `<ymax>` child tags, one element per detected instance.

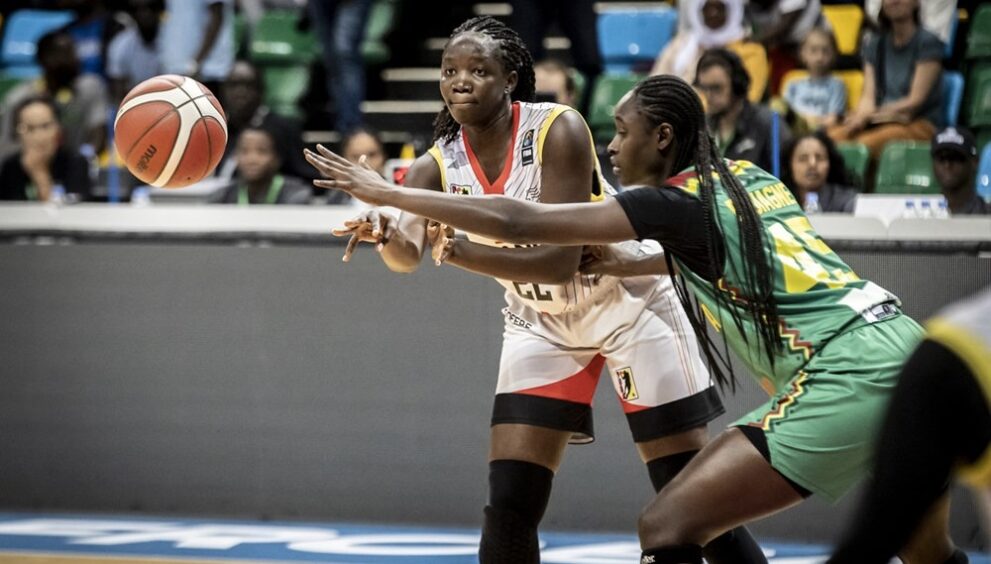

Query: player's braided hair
<box><xmin>632</xmin><ymin>75</ymin><xmax>781</xmax><ymax>390</ymax></box>
<box><xmin>432</xmin><ymin>16</ymin><xmax>536</xmax><ymax>143</ymax></box>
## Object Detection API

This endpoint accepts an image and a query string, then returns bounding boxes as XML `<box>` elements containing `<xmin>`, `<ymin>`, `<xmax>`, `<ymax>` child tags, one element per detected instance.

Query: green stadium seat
<box><xmin>361</xmin><ymin>0</ymin><xmax>398</xmax><ymax>65</ymax></box>
<box><xmin>571</xmin><ymin>70</ymin><xmax>586</xmax><ymax>107</ymax></box>
<box><xmin>249</xmin><ymin>10</ymin><xmax>316</xmax><ymax>64</ymax></box>
<box><xmin>967</xmin><ymin>64</ymin><xmax>991</xmax><ymax>127</ymax></box>
<box><xmin>875</xmin><ymin>141</ymin><xmax>938</xmax><ymax>194</ymax></box>
<box><xmin>836</xmin><ymin>142</ymin><xmax>869</xmax><ymax>188</ymax></box>
<box><xmin>263</xmin><ymin>65</ymin><xmax>310</xmax><ymax>120</ymax></box>
<box><xmin>976</xmin><ymin>128</ymin><xmax>991</xmax><ymax>155</ymax></box>
<box><xmin>965</xmin><ymin>4</ymin><xmax>991</xmax><ymax>59</ymax></box>
<box><xmin>588</xmin><ymin>74</ymin><xmax>643</xmax><ymax>141</ymax></box>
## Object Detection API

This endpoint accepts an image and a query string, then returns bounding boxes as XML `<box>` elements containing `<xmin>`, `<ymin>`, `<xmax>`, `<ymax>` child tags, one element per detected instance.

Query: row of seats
<box><xmin>595</xmin><ymin>3</ymin><xmax>968</xmax><ymax>75</ymax></box>
<box><xmin>840</xmin><ymin>139</ymin><xmax>991</xmax><ymax>198</ymax></box>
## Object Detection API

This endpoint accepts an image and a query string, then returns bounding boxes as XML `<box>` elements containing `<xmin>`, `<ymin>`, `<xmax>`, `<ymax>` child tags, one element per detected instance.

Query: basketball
<box><xmin>114</xmin><ymin>75</ymin><xmax>227</xmax><ymax>188</ymax></box>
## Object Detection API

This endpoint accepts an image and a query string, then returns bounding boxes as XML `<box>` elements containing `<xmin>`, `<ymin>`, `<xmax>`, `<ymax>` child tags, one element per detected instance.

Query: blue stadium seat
<box><xmin>597</xmin><ymin>8</ymin><xmax>677</xmax><ymax>74</ymax></box>
<box><xmin>943</xmin><ymin>71</ymin><xmax>964</xmax><ymax>126</ymax></box>
<box><xmin>978</xmin><ymin>142</ymin><xmax>991</xmax><ymax>202</ymax></box>
<box><xmin>0</xmin><ymin>10</ymin><xmax>74</xmax><ymax>78</ymax></box>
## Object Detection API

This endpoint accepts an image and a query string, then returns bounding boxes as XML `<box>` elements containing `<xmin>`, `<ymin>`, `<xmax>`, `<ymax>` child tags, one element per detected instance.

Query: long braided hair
<box><xmin>432</xmin><ymin>16</ymin><xmax>536</xmax><ymax>144</ymax></box>
<box><xmin>633</xmin><ymin>75</ymin><xmax>781</xmax><ymax>389</ymax></box>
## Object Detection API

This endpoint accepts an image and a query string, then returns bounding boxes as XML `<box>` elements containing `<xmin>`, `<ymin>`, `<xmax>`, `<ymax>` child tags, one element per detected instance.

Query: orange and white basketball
<box><xmin>114</xmin><ymin>75</ymin><xmax>227</xmax><ymax>188</ymax></box>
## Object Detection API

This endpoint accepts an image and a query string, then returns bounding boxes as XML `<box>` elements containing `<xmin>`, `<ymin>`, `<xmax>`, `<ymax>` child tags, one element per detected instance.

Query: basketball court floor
<box><xmin>0</xmin><ymin>512</ymin><xmax>986</xmax><ymax>564</ymax></box>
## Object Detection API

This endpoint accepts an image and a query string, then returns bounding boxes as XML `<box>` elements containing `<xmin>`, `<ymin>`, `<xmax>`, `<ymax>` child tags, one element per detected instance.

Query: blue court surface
<box><xmin>0</xmin><ymin>513</ymin><xmax>986</xmax><ymax>563</ymax></box>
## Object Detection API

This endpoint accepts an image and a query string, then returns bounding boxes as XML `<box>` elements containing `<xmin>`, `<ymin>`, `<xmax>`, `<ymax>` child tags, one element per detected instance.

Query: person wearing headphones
<box><xmin>695</xmin><ymin>48</ymin><xmax>792</xmax><ymax>174</ymax></box>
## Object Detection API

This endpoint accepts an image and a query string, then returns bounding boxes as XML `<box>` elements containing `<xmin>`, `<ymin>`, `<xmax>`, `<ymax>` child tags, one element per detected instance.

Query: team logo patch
<box><xmin>521</xmin><ymin>129</ymin><xmax>535</xmax><ymax>166</ymax></box>
<box><xmin>450</xmin><ymin>184</ymin><xmax>471</xmax><ymax>195</ymax></box>
<box><xmin>615</xmin><ymin>367</ymin><xmax>639</xmax><ymax>401</ymax></box>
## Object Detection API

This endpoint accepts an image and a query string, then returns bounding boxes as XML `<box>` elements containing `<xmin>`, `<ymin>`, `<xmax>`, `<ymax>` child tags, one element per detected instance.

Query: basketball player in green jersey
<box><xmin>305</xmin><ymin>74</ymin><xmax>962</xmax><ymax>563</ymax></box>
<box><xmin>829</xmin><ymin>288</ymin><xmax>991</xmax><ymax>563</ymax></box>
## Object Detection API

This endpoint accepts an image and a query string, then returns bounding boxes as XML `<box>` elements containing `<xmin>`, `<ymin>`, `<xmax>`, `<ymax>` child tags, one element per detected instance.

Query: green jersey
<box><xmin>666</xmin><ymin>160</ymin><xmax>899</xmax><ymax>394</ymax></box>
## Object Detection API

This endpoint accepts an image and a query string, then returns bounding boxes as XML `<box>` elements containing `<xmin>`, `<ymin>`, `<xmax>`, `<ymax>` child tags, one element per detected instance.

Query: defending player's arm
<box><xmin>307</xmin><ymin>146</ymin><xmax>637</xmax><ymax>247</ymax></box>
<box><xmin>432</xmin><ymin>111</ymin><xmax>592</xmax><ymax>285</ymax></box>
<box><xmin>580</xmin><ymin>242</ymin><xmax>670</xmax><ymax>277</ymax></box>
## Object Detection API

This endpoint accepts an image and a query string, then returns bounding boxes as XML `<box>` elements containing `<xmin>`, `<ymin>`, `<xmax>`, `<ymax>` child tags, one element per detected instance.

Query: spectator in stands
<box><xmin>106</xmin><ymin>0</ymin><xmax>164</xmax><ymax>103</ymax></box>
<box><xmin>323</xmin><ymin>127</ymin><xmax>388</xmax><ymax>205</ymax></box>
<box><xmin>57</xmin><ymin>0</ymin><xmax>123</xmax><ymax>77</ymax></box>
<box><xmin>781</xmin><ymin>130</ymin><xmax>859</xmax><ymax>212</ymax></box>
<box><xmin>0</xmin><ymin>95</ymin><xmax>91</xmax><ymax>202</ymax></box>
<box><xmin>931</xmin><ymin>126</ymin><xmax>988</xmax><ymax>215</ymax></box>
<box><xmin>342</xmin><ymin>127</ymin><xmax>386</xmax><ymax>178</ymax></box>
<box><xmin>865</xmin><ymin>0</ymin><xmax>957</xmax><ymax>45</ymax></box>
<box><xmin>652</xmin><ymin>0</ymin><xmax>769</xmax><ymax>103</ymax></box>
<box><xmin>0</xmin><ymin>29</ymin><xmax>109</xmax><ymax>158</ymax></box>
<box><xmin>828</xmin><ymin>0</ymin><xmax>944</xmax><ymax>171</ymax></box>
<box><xmin>308</xmin><ymin>0</ymin><xmax>374</xmax><ymax>133</ymax></box>
<box><xmin>219</xmin><ymin>60</ymin><xmax>309</xmax><ymax>181</ymax></box>
<box><xmin>160</xmin><ymin>0</ymin><xmax>234</xmax><ymax>96</ymax></box>
<box><xmin>696</xmin><ymin>48</ymin><xmax>792</xmax><ymax>173</ymax></box>
<box><xmin>747</xmin><ymin>0</ymin><xmax>825</xmax><ymax>94</ymax></box>
<box><xmin>509</xmin><ymin>0</ymin><xmax>601</xmax><ymax>113</ymax></box>
<box><xmin>784</xmin><ymin>27</ymin><xmax>846</xmax><ymax>130</ymax></box>
<box><xmin>534</xmin><ymin>59</ymin><xmax>577</xmax><ymax>107</ymax></box>
<box><xmin>211</xmin><ymin>125</ymin><xmax>311</xmax><ymax>205</ymax></box>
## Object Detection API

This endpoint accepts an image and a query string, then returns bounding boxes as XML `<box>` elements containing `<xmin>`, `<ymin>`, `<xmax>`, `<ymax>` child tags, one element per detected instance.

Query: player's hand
<box><xmin>579</xmin><ymin>243</ymin><xmax>640</xmax><ymax>278</ymax></box>
<box><xmin>331</xmin><ymin>209</ymin><xmax>398</xmax><ymax>262</ymax></box>
<box><xmin>426</xmin><ymin>221</ymin><xmax>455</xmax><ymax>266</ymax></box>
<box><xmin>306</xmin><ymin>145</ymin><xmax>394</xmax><ymax>206</ymax></box>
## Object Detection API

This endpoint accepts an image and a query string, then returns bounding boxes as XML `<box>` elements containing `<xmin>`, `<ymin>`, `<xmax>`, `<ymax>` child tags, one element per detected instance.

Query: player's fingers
<box><xmin>380</xmin><ymin>220</ymin><xmax>397</xmax><ymax>251</ymax></box>
<box><xmin>316</xmin><ymin>144</ymin><xmax>351</xmax><ymax>166</ymax></box>
<box><xmin>342</xmin><ymin>233</ymin><xmax>362</xmax><ymax>262</ymax></box>
<box><xmin>314</xmin><ymin>179</ymin><xmax>351</xmax><ymax>191</ymax></box>
<box><xmin>331</xmin><ymin>226</ymin><xmax>358</xmax><ymax>237</ymax></box>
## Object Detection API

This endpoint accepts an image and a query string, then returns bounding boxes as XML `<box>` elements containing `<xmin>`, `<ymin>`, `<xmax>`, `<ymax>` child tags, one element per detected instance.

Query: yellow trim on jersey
<box><xmin>927</xmin><ymin>318</ymin><xmax>991</xmax><ymax>487</ymax></box>
<box><xmin>535</xmin><ymin>104</ymin><xmax>605</xmax><ymax>202</ymax></box>
<box><xmin>427</xmin><ymin>146</ymin><xmax>448</xmax><ymax>192</ymax></box>
<box><xmin>536</xmin><ymin>105</ymin><xmax>573</xmax><ymax>166</ymax></box>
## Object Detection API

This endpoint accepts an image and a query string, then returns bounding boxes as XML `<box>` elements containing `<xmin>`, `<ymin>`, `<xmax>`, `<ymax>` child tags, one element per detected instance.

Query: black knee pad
<box><xmin>479</xmin><ymin>460</ymin><xmax>554</xmax><ymax>564</ymax></box>
<box><xmin>488</xmin><ymin>459</ymin><xmax>554</xmax><ymax>526</ymax></box>
<box><xmin>646</xmin><ymin>450</ymin><xmax>699</xmax><ymax>493</ymax></box>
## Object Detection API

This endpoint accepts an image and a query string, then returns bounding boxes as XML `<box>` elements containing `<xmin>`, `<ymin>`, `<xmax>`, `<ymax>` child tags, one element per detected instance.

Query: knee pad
<box><xmin>646</xmin><ymin>450</ymin><xmax>699</xmax><ymax>493</ymax></box>
<box><xmin>479</xmin><ymin>460</ymin><xmax>554</xmax><ymax>564</ymax></box>
<box><xmin>488</xmin><ymin>459</ymin><xmax>554</xmax><ymax>526</ymax></box>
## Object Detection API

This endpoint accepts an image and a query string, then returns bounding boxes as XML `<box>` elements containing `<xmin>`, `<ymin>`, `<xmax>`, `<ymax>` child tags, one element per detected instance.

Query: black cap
<box><xmin>931</xmin><ymin>126</ymin><xmax>978</xmax><ymax>159</ymax></box>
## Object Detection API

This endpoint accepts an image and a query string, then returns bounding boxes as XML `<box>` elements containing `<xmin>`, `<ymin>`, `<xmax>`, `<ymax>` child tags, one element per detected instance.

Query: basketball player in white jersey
<box><xmin>323</xmin><ymin>17</ymin><xmax>764</xmax><ymax>564</ymax></box>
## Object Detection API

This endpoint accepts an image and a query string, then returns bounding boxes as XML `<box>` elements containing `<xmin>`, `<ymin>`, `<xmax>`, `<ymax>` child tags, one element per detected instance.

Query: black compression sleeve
<box><xmin>829</xmin><ymin>340</ymin><xmax>991</xmax><ymax>562</ymax></box>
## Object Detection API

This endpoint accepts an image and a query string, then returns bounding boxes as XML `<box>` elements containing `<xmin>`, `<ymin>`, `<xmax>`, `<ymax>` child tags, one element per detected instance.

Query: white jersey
<box><xmin>428</xmin><ymin>101</ymin><xmax>644</xmax><ymax>315</ymax></box>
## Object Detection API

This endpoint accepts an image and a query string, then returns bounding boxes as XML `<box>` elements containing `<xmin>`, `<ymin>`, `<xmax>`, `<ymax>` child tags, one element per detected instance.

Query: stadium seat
<box><xmin>966</xmin><ymin>64</ymin><xmax>991</xmax><ymax>127</ymax></box>
<box><xmin>965</xmin><ymin>3</ymin><xmax>991</xmax><ymax>59</ymax></box>
<box><xmin>263</xmin><ymin>65</ymin><xmax>310</xmax><ymax>120</ymax></box>
<box><xmin>0</xmin><ymin>10</ymin><xmax>74</xmax><ymax>78</ymax></box>
<box><xmin>597</xmin><ymin>8</ymin><xmax>677</xmax><ymax>74</ymax></box>
<box><xmin>836</xmin><ymin>142</ymin><xmax>869</xmax><ymax>188</ymax></box>
<box><xmin>875</xmin><ymin>141</ymin><xmax>938</xmax><ymax>194</ymax></box>
<box><xmin>571</xmin><ymin>70</ymin><xmax>586</xmax><ymax>106</ymax></box>
<box><xmin>361</xmin><ymin>0</ymin><xmax>398</xmax><ymax>66</ymax></box>
<box><xmin>249</xmin><ymin>10</ymin><xmax>317</xmax><ymax>64</ymax></box>
<box><xmin>588</xmin><ymin>74</ymin><xmax>643</xmax><ymax>141</ymax></box>
<box><xmin>821</xmin><ymin>5</ymin><xmax>863</xmax><ymax>56</ymax></box>
<box><xmin>780</xmin><ymin>69</ymin><xmax>863</xmax><ymax>111</ymax></box>
<box><xmin>978</xmin><ymin>142</ymin><xmax>991</xmax><ymax>201</ymax></box>
<box><xmin>977</xmin><ymin>128</ymin><xmax>991</xmax><ymax>156</ymax></box>
<box><xmin>942</xmin><ymin>71</ymin><xmax>964</xmax><ymax>126</ymax></box>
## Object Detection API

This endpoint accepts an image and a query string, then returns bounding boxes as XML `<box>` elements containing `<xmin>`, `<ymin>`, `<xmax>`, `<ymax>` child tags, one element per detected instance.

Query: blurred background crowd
<box><xmin>0</xmin><ymin>0</ymin><xmax>988</xmax><ymax>217</ymax></box>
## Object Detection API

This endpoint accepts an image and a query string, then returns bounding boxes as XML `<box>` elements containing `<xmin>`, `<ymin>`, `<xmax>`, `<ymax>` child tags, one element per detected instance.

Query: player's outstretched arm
<box><xmin>327</xmin><ymin>154</ymin><xmax>443</xmax><ymax>272</ymax></box>
<box><xmin>306</xmin><ymin>145</ymin><xmax>638</xmax><ymax>247</ymax></box>
<box><xmin>580</xmin><ymin>243</ymin><xmax>671</xmax><ymax>278</ymax></box>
